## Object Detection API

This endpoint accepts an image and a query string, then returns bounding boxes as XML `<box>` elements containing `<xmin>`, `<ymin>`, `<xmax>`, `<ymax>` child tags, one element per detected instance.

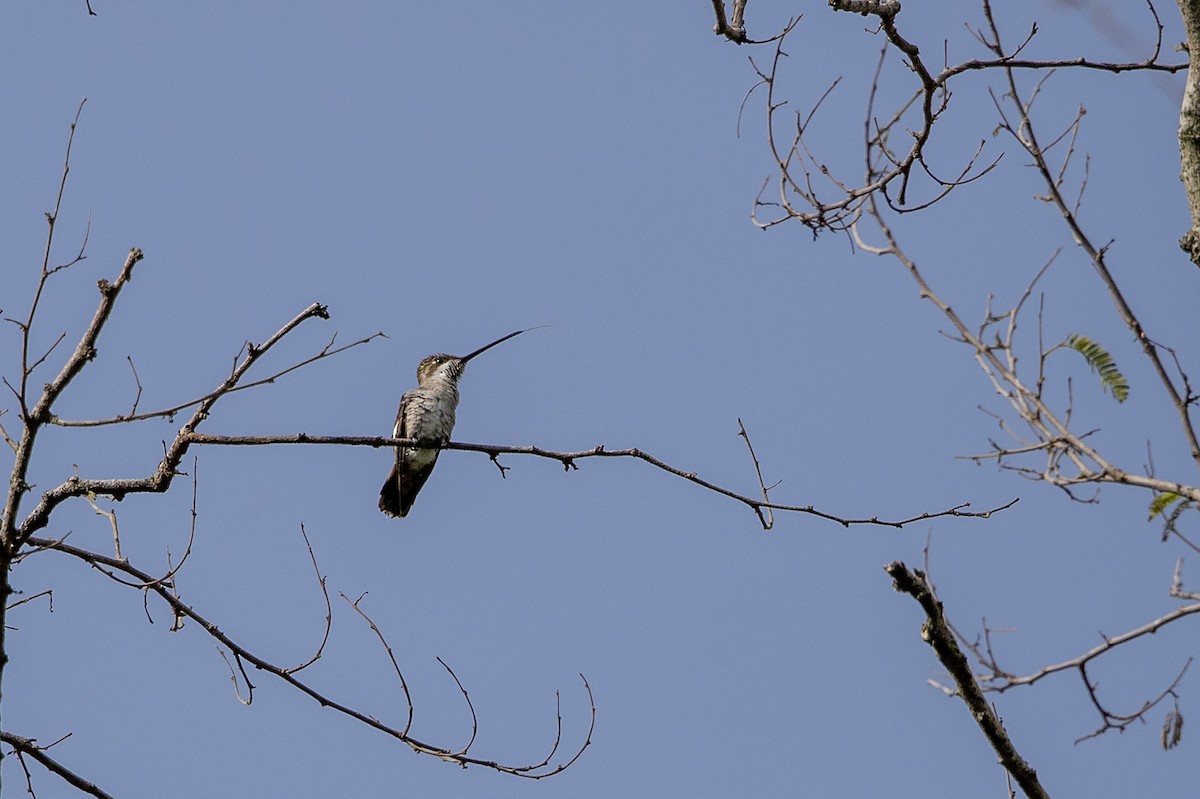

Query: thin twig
<box><xmin>13</xmin><ymin>300</ymin><xmax>333</xmax><ymax>543</ymax></box>
<box><xmin>341</xmin><ymin>591</ymin><xmax>415</xmax><ymax>736</ymax></box>
<box><xmin>1</xmin><ymin>731</ymin><xmax>115</xmax><ymax>799</ymax></box>
<box><xmin>437</xmin><ymin>656</ymin><xmax>479</xmax><ymax>757</ymax></box>
<box><xmin>47</xmin><ymin>332</ymin><xmax>385</xmax><ymax>427</ymax></box>
<box><xmin>182</xmin><ymin>431</ymin><xmax>1020</xmax><ymax>528</ymax></box>
<box><xmin>736</xmin><ymin>417</ymin><xmax>774</xmax><ymax>529</ymax></box>
<box><xmin>29</xmin><ymin>536</ymin><xmax>595</xmax><ymax>777</ymax></box>
<box><xmin>286</xmin><ymin>523</ymin><xmax>332</xmax><ymax>674</ymax></box>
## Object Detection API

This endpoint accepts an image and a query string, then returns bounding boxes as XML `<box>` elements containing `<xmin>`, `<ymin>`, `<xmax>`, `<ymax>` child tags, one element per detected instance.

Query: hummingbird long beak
<box><xmin>460</xmin><ymin>327</ymin><xmax>545</xmax><ymax>363</ymax></box>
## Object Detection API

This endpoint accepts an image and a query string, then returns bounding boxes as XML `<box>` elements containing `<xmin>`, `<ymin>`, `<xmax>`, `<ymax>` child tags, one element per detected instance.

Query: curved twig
<box><xmin>29</xmin><ymin>536</ymin><xmax>596</xmax><ymax>778</ymax></box>
<box><xmin>1074</xmin><ymin>658</ymin><xmax>1191</xmax><ymax>743</ymax></box>
<box><xmin>287</xmin><ymin>523</ymin><xmax>332</xmax><ymax>674</ymax></box>
<box><xmin>437</xmin><ymin>655</ymin><xmax>479</xmax><ymax>756</ymax></box>
<box><xmin>341</xmin><ymin>591</ymin><xmax>415</xmax><ymax>735</ymax></box>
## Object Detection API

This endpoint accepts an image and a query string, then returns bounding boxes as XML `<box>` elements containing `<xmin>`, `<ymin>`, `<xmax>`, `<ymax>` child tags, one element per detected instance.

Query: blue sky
<box><xmin>1</xmin><ymin>1</ymin><xmax>1197</xmax><ymax>796</ymax></box>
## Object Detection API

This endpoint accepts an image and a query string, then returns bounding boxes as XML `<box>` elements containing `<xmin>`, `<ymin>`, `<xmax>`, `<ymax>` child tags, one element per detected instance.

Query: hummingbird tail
<box><xmin>380</xmin><ymin>460</ymin><xmax>436</xmax><ymax>519</ymax></box>
<box><xmin>379</xmin><ymin>465</ymin><xmax>407</xmax><ymax>518</ymax></box>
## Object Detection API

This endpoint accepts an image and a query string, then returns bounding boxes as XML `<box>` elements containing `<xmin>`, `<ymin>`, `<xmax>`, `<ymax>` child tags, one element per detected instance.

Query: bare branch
<box><xmin>753</xmin><ymin>2</ymin><xmax>1182</xmax><ymax>235</ymax></box>
<box><xmin>4</xmin><ymin>246</ymin><xmax>145</xmax><ymax>551</ymax></box>
<box><xmin>12</xmin><ymin>300</ymin><xmax>332</xmax><ymax>543</ymax></box>
<box><xmin>1075</xmin><ymin>658</ymin><xmax>1190</xmax><ymax>743</ymax></box>
<box><xmin>885</xmin><ymin>561</ymin><xmax>1051</xmax><ymax>799</ymax></box>
<box><xmin>436</xmin><ymin>656</ymin><xmax>479</xmax><ymax>757</ymax></box>
<box><xmin>47</xmin><ymin>331</ymin><xmax>385</xmax><ymax>428</ymax></box>
<box><xmin>24</xmin><ymin>331</ymin><xmax>68</xmax><ymax>378</ymax></box>
<box><xmin>218</xmin><ymin>648</ymin><xmax>254</xmax><ymax>705</ymax></box>
<box><xmin>83</xmin><ymin>490</ymin><xmax>123</xmax><ymax>562</ymax></box>
<box><xmin>21</xmin><ymin>99</ymin><xmax>88</xmax><ymax>406</ymax></box>
<box><xmin>969</xmin><ymin>570</ymin><xmax>1200</xmax><ymax>692</ymax></box>
<box><xmin>830</xmin><ymin>0</ymin><xmax>900</xmax><ymax>16</ymax></box>
<box><xmin>181</xmin><ymin>430</ymin><xmax>1019</xmax><ymax>528</ymax></box>
<box><xmin>711</xmin><ymin>0</ymin><xmax>791</xmax><ymax>45</ymax></box>
<box><xmin>124</xmin><ymin>355</ymin><xmax>142</xmax><ymax>416</ymax></box>
<box><xmin>736</xmin><ymin>417</ymin><xmax>774</xmax><ymax>530</ymax></box>
<box><xmin>1</xmin><ymin>731</ymin><xmax>115</xmax><ymax>799</ymax></box>
<box><xmin>977</xmin><ymin>0</ymin><xmax>1200</xmax><ymax>468</ymax></box>
<box><xmin>711</xmin><ymin>0</ymin><xmax>746</xmax><ymax>43</ymax></box>
<box><xmin>286</xmin><ymin>523</ymin><xmax>332</xmax><ymax>674</ymax></box>
<box><xmin>6</xmin><ymin>588</ymin><xmax>53</xmax><ymax>613</ymax></box>
<box><xmin>341</xmin><ymin>591</ymin><xmax>415</xmax><ymax>735</ymax></box>
<box><xmin>26</xmin><ymin>536</ymin><xmax>595</xmax><ymax>778</ymax></box>
<box><xmin>858</xmin><ymin>192</ymin><xmax>1200</xmax><ymax>504</ymax></box>
<box><xmin>930</xmin><ymin>558</ymin><xmax>1200</xmax><ymax>745</ymax></box>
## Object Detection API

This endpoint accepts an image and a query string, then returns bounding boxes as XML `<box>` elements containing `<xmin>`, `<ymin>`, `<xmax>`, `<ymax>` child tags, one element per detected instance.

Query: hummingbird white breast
<box><xmin>396</xmin><ymin>367</ymin><xmax>461</xmax><ymax>468</ymax></box>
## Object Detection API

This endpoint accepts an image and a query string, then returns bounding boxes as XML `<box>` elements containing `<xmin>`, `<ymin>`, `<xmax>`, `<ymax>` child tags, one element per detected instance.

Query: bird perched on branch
<box><xmin>379</xmin><ymin>328</ymin><xmax>536</xmax><ymax>518</ymax></box>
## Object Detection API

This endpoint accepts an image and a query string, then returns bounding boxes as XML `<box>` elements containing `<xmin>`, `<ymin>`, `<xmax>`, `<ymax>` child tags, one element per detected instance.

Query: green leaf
<box><xmin>1065</xmin><ymin>333</ymin><xmax>1129</xmax><ymax>403</ymax></box>
<box><xmin>1148</xmin><ymin>492</ymin><xmax>1184</xmax><ymax>521</ymax></box>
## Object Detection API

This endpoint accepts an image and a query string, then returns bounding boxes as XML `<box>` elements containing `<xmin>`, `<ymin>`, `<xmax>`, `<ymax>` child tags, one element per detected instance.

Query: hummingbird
<box><xmin>379</xmin><ymin>328</ymin><xmax>535</xmax><ymax>518</ymax></box>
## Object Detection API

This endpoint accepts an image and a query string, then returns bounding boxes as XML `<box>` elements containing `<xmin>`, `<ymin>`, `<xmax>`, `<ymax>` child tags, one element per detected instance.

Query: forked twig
<box><xmin>1</xmin><ymin>731</ymin><xmax>115</xmax><ymax>799</ymax></box>
<box><xmin>29</xmin><ymin>536</ymin><xmax>596</xmax><ymax>777</ymax></box>
<box><xmin>737</xmin><ymin>417</ymin><xmax>775</xmax><ymax>529</ymax></box>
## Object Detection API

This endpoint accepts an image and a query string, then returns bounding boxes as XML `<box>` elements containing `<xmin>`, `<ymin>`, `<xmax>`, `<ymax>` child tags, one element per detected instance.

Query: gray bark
<box><xmin>1178</xmin><ymin>0</ymin><xmax>1200</xmax><ymax>264</ymax></box>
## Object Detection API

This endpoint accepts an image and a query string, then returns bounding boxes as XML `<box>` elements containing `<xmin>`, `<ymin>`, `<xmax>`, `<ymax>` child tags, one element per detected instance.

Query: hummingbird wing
<box><xmin>379</xmin><ymin>390</ymin><xmax>439</xmax><ymax>518</ymax></box>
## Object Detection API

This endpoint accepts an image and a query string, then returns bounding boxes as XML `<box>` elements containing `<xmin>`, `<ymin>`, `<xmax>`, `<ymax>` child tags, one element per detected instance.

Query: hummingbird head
<box><xmin>414</xmin><ymin>328</ymin><xmax>540</xmax><ymax>387</ymax></box>
<box><xmin>415</xmin><ymin>352</ymin><xmax>465</xmax><ymax>386</ymax></box>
